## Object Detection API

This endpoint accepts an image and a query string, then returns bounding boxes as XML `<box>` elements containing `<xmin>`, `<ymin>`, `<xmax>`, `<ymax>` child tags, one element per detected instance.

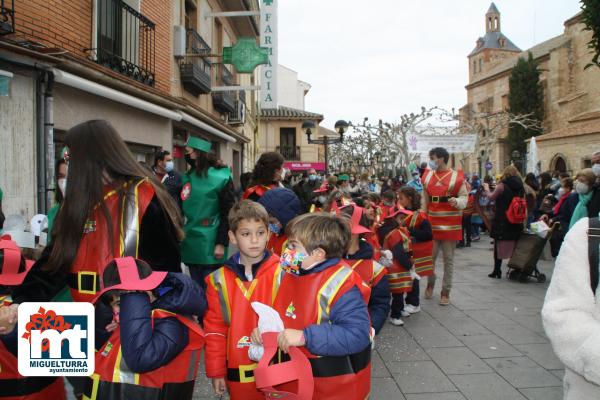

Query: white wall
<box><xmin>0</xmin><ymin>74</ymin><xmax>37</xmax><ymax>220</ymax></box>
<box><xmin>277</xmin><ymin>65</ymin><xmax>310</xmax><ymax>110</ymax></box>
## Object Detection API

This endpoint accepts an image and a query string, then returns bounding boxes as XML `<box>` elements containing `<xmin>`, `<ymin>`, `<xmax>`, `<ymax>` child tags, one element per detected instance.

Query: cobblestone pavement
<box><xmin>192</xmin><ymin>233</ymin><xmax>563</xmax><ymax>399</ymax></box>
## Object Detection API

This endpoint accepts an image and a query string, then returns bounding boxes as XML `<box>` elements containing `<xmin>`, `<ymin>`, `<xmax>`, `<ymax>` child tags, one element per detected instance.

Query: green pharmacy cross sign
<box><xmin>263</xmin><ymin>0</ymin><xmax>273</xmax><ymax>5</ymax></box>
<box><xmin>222</xmin><ymin>37</ymin><xmax>269</xmax><ymax>74</ymax></box>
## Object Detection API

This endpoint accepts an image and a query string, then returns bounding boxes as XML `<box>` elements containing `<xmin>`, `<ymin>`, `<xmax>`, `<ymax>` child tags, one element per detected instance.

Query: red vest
<box><xmin>424</xmin><ymin>169</ymin><xmax>465</xmax><ymax>241</ymax></box>
<box><xmin>267</xmin><ymin>234</ymin><xmax>287</xmax><ymax>256</ymax></box>
<box><xmin>205</xmin><ymin>255</ymin><xmax>283</xmax><ymax>400</ymax></box>
<box><xmin>70</xmin><ymin>179</ymin><xmax>154</xmax><ymax>302</ymax></box>
<box><xmin>345</xmin><ymin>258</ymin><xmax>387</xmax><ymax>291</ymax></box>
<box><xmin>383</xmin><ymin>227</ymin><xmax>414</xmax><ymax>294</ymax></box>
<box><xmin>83</xmin><ymin>309</ymin><xmax>204</xmax><ymax>400</ymax></box>
<box><xmin>405</xmin><ymin>211</ymin><xmax>434</xmax><ymax>277</ymax></box>
<box><xmin>0</xmin><ymin>298</ymin><xmax>66</xmax><ymax>400</ymax></box>
<box><xmin>272</xmin><ymin>263</ymin><xmax>371</xmax><ymax>400</ymax></box>
<box><xmin>242</xmin><ymin>184</ymin><xmax>277</xmax><ymax>200</ymax></box>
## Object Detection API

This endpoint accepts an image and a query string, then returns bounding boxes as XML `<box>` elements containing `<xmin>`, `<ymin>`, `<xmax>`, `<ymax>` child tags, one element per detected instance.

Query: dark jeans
<box><xmin>405</xmin><ymin>279</ymin><xmax>420</xmax><ymax>307</ymax></box>
<box><xmin>187</xmin><ymin>264</ymin><xmax>222</xmax><ymax>293</ymax></box>
<box><xmin>390</xmin><ymin>293</ymin><xmax>405</xmax><ymax>319</ymax></box>
<box><xmin>462</xmin><ymin>215</ymin><xmax>472</xmax><ymax>244</ymax></box>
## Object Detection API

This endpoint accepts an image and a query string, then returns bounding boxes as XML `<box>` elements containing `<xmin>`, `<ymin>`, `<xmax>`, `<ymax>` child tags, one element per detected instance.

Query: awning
<box><xmin>284</xmin><ymin>162</ymin><xmax>326</xmax><ymax>171</ymax></box>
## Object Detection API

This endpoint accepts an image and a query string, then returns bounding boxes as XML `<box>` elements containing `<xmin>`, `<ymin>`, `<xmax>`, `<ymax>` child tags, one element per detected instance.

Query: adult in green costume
<box><xmin>180</xmin><ymin>136</ymin><xmax>235</xmax><ymax>290</ymax></box>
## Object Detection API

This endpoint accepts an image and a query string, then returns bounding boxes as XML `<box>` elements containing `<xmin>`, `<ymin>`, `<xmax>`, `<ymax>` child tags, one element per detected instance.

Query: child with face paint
<box><xmin>257</xmin><ymin>188</ymin><xmax>302</xmax><ymax>256</ymax></box>
<box><xmin>252</xmin><ymin>213</ymin><xmax>373</xmax><ymax>400</ymax></box>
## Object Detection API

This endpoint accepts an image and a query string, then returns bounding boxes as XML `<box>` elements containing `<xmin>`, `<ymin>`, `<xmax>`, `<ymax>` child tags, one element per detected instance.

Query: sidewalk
<box><xmin>193</xmin><ymin>234</ymin><xmax>563</xmax><ymax>399</ymax></box>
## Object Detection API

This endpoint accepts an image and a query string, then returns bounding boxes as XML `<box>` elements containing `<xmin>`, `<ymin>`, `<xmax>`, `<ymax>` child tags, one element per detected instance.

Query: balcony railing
<box><xmin>179</xmin><ymin>28</ymin><xmax>211</xmax><ymax>96</ymax></box>
<box><xmin>0</xmin><ymin>0</ymin><xmax>15</xmax><ymax>35</ymax></box>
<box><xmin>276</xmin><ymin>146</ymin><xmax>301</xmax><ymax>161</ymax></box>
<box><xmin>212</xmin><ymin>65</ymin><xmax>235</xmax><ymax>113</ymax></box>
<box><xmin>94</xmin><ymin>0</ymin><xmax>156</xmax><ymax>86</ymax></box>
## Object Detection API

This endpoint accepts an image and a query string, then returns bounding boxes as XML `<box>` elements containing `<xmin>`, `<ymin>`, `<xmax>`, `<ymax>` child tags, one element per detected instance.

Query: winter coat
<box><xmin>589</xmin><ymin>182</ymin><xmax>600</xmax><ymax>219</ymax></box>
<box><xmin>345</xmin><ymin>240</ymin><xmax>390</xmax><ymax>334</ymax></box>
<box><xmin>258</xmin><ymin>188</ymin><xmax>301</xmax><ymax>228</ymax></box>
<box><xmin>96</xmin><ymin>273</ymin><xmax>206</xmax><ymax>372</ymax></box>
<box><xmin>301</xmin><ymin>258</ymin><xmax>372</xmax><ymax>357</ymax></box>
<box><xmin>490</xmin><ymin>176</ymin><xmax>524</xmax><ymax>241</ymax></box>
<box><xmin>542</xmin><ymin>218</ymin><xmax>600</xmax><ymax>399</ymax></box>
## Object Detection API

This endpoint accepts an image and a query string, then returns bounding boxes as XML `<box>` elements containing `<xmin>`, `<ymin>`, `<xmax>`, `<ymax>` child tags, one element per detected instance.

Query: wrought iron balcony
<box><xmin>93</xmin><ymin>0</ymin><xmax>156</xmax><ymax>86</ymax></box>
<box><xmin>0</xmin><ymin>0</ymin><xmax>15</xmax><ymax>35</ymax></box>
<box><xmin>179</xmin><ymin>28</ymin><xmax>211</xmax><ymax>96</ymax></box>
<box><xmin>212</xmin><ymin>65</ymin><xmax>235</xmax><ymax>114</ymax></box>
<box><xmin>276</xmin><ymin>146</ymin><xmax>301</xmax><ymax>161</ymax></box>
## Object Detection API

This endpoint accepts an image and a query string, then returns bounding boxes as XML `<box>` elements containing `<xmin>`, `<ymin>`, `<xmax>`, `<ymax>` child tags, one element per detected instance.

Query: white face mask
<box><xmin>428</xmin><ymin>159</ymin><xmax>439</xmax><ymax>170</ymax></box>
<box><xmin>593</xmin><ymin>163</ymin><xmax>600</xmax><ymax>177</ymax></box>
<box><xmin>164</xmin><ymin>160</ymin><xmax>174</xmax><ymax>173</ymax></box>
<box><xmin>556</xmin><ymin>187</ymin><xmax>566</xmax><ymax>198</ymax></box>
<box><xmin>318</xmin><ymin>195</ymin><xmax>327</xmax><ymax>204</ymax></box>
<box><xmin>58</xmin><ymin>178</ymin><xmax>67</xmax><ymax>197</ymax></box>
<box><xmin>576</xmin><ymin>181</ymin><xmax>590</xmax><ymax>195</ymax></box>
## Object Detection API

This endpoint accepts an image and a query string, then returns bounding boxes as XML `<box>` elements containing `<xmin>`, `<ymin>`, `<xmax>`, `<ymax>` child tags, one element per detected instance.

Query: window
<box><xmin>280</xmin><ymin>128</ymin><xmax>296</xmax><ymax>148</ymax></box>
<box><xmin>479</xmin><ymin>58</ymin><xmax>483</xmax><ymax>72</ymax></box>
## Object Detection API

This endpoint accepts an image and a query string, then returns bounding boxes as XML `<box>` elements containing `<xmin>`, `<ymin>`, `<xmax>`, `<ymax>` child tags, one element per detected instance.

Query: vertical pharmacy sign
<box><xmin>260</xmin><ymin>0</ymin><xmax>277</xmax><ymax>109</ymax></box>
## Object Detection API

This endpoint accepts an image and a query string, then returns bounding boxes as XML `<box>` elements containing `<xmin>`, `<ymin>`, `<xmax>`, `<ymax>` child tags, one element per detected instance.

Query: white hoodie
<box><xmin>542</xmin><ymin>217</ymin><xmax>600</xmax><ymax>399</ymax></box>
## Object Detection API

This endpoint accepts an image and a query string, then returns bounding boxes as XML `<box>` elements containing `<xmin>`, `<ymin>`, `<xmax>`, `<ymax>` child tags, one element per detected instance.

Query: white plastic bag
<box><xmin>248</xmin><ymin>302</ymin><xmax>284</xmax><ymax>362</ymax></box>
<box><xmin>530</xmin><ymin>220</ymin><xmax>550</xmax><ymax>238</ymax></box>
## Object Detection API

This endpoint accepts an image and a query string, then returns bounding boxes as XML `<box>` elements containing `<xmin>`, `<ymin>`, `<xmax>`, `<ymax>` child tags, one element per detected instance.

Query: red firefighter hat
<box><xmin>313</xmin><ymin>182</ymin><xmax>333</xmax><ymax>193</ymax></box>
<box><xmin>92</xmin><ymin>257</ymin><xmax>167</xmax><ymax>303</ymax></box>
<box><xmin>0</xmin><ymin>237</ymin><xmax>35</xmax><ymax>286</ymax></box>
<box><xmin>385</xmin><ymin>206</ymin><xmax>414</xmax><ymax>219</ymax></box>
<box><xmin>340</xmin><ymin>205</ymin><xmax>373</xmax><ymax>235</ymax></box>
<box><xmin>254</xmin><ymin>332</ymin><xmax>314</xmax><ymax>400</ymax></box>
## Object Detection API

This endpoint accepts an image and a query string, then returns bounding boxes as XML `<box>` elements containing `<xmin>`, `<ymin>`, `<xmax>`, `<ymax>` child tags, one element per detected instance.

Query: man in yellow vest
<box><xmin>422</xmin><ymin>147</ymin><xmax>468</xmax><ymax>306</ymax></box>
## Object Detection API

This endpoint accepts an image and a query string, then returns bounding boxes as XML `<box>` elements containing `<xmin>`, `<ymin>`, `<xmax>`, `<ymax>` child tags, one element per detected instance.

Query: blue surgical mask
<box><xmin>269</xmin><ymin>223</ymin><xmax>282</xmax><ymax>235</ymax></box>
<box><xmin>165</xmin><ymin>161</ymin><xmax>174</xmax><ymax>172</ymax></box>
<box><xmin>428</xmin><ymin>160</ymin><xmax>438</xmax><ymax>170</ymax></box>
<box><xmin>593</xmin><ymin>163</ymin><xmax>600</xmax><ymax>177</ymax></box>
<box><xmin>309</xmin><ymin>174</ymin><xmax>317</xmax><ymax>181</ymax></box>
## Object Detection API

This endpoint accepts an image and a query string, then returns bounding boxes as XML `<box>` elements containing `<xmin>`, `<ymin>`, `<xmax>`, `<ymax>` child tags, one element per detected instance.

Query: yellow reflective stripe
<box><xmin>432</xmin><ymin>225</ymin><xmax>462</xmax><ymax>231</ymax></box>
<box><xmin>428</xmin><ymin>210</ymin><xmax>462</xmax><ymax>217</ymax></box>
<box><xmin>350</xmin><ymin>260</ymin><xmax>363</xmax><ymax>270</ymax></box>
<box><xmin>447</xmin><ymin>170</ymin><xmax>458</xmax><ymax>196</ymax></box>
<box><xmin>317</xmin><ymin>266</ymin><xmax>353</xmax><ymax>324</ymax></box>
<box><xmin>209</xmin><ymin>269</ymin><xmax>232</xmax><ymax>325</ymax></box>
<box><xmin>409</xmin><ymin>212</ymin><xmax>419</xmax><ymax>228</ymax></box>
<box><xmin>272</xmin><ymin>266</ymin><xmax>285</xmax><ymax>301</ymax></box>
<box><xmin>235</xmin><ymin>278</ymin><xmax>259</xmax><ymax>301</ymax></box>
<box><xmin>112</xmin><ymin>348</ymin><xmax>140</xmax><ymax>384</ymax></box>
<box><xmin>82</xmin><ymin>373</ymin><xmax>100</xmax><ymax>400</ymax></box>
<box><xmin>414</xmin><ymin>256</ymin><xmax>433</xmax><ymax>264</ymax></box>
<box><xmin>371</xmin><ymin>261</ymin><xmax>386</xmax><ymax>286</ymax></box>
<box><xmin>424</xmin><ymin>170</ymin><xmax>434</xmax><ymax>189</ymax></box>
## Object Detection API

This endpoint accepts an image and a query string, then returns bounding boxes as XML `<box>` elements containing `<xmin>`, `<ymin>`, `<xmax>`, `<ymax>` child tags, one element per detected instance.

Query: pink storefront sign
<box><xmin>284</xmin><ymin>162</ymin><xmax>326</xmax><ymax>171</ymax></box>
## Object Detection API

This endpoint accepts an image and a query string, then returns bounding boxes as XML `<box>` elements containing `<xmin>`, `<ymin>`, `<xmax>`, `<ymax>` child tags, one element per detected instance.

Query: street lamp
<box><xmin>303</xmin><ymin>119</ymin><xmax>348</xmax><ymax>175</ymax></box>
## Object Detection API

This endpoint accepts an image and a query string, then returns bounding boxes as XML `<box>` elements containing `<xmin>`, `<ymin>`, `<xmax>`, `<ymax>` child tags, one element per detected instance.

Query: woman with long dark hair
<box><xmin>46</xmin><ymin>157</ymin><xmax>68</xmax><ymax>243</ymax></box>
<box><xmin>243</xmin><ymin>151</ymin><xmax>284</xmax><ymax>201</ymax></box>
<box><xmin>14</xmin><ymin>120</ymin><xmax>184</xmax><ymax>303</ymax></box>
<box><xmin>180</xmin><ymin>136</ymin><xmax>235</xmax><ymax>289</ymax></box>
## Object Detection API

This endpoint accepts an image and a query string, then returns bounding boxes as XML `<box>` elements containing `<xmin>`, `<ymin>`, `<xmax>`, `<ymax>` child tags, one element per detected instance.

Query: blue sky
<box><xmin>277</xmin><ymin>0</ymin><xmax>583</xmax><ymax>129</ymax></box>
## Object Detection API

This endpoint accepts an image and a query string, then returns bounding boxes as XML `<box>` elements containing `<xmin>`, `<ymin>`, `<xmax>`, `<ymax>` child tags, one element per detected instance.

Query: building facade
<box><xmin>461</xmin><ymin>3</ymin><xmax>600</xmax><ymax>176</ymax></box>
<box><xmin>0</xmin><ymin>0</ymin><xmax>261</xmax><ymax>219</ymax></box>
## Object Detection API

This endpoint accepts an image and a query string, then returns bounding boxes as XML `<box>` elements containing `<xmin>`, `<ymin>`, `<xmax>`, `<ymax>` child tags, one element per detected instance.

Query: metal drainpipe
<box><xmin>36</xmin><ymin>71</ymin><xmax>46</xmax><ymax>214</ymax></box>
<box><xmin>44</xmin><ymin>72</ymin><xmax>55</xmax><ymax>213</ymax></box>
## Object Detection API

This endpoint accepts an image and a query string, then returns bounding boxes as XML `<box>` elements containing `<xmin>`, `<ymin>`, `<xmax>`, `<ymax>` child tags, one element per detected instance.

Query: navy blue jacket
<box><xmin>300</xmin><ymin>258</ymin><xmax>371</xmax><ymax>357</ymax></box>
<box><xmin>97</xmin><ymin>273</ymin><xmax>206</xmax><ymax>373</ymax></box>
<box><xmin>552</xmin><ymin>192</ymin><xmax>578</xmax><ymax>231</ymax></box>
<box><xmin>258</xmin><ymin>188</ymin><xmax>301</xmax><ymax>229</ymax></box>
<box><xmin>345</xmin><ymin>240</ymin><xmax>390</xmax><ymax>334</ymax></box>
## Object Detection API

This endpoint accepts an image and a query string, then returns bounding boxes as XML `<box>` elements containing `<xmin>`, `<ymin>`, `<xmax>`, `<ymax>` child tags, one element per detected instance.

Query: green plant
<box><xmin>581</xmin><ymin>0</ymin><xmax>600</xmax><ymax>69</ymax></box>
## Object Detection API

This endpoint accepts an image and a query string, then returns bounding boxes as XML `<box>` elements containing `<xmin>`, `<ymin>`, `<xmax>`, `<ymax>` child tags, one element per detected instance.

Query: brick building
<box><xmin>0</xmin><ymin>0</ymin><xmax>260</xmax><ymax>219</ymax></box>
<box><xmin>461</xmin><ymin>3</ymin><xmax>600</xmax><ymax>177</ymax></box>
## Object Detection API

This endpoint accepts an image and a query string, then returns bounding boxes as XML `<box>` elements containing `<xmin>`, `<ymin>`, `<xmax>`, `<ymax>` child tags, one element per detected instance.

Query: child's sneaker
<box><xmin>400</xmin><ymin>310</ymin><xmax>411</xmax><ymax>317</ymax></box>
<box><xmin>404</xmin><ymin>304</ymin><xmax>421</xmax><ymax>314</ymax></box>
<box><xmin>389</xmin><ymin>317</ymin><xmax>404</xmax><ymax>326</ymax></box>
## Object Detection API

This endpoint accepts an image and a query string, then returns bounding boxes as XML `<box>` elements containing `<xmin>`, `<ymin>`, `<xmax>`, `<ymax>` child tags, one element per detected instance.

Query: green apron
<box><xmin>46</xmin><ymin>203</ymin><xmax>60</xmax><ymax>244</ymax></box>
<box><xmin>180</xmin><ymin>167</ymin><xmax>231</xmax><ymax>265</ymax></box>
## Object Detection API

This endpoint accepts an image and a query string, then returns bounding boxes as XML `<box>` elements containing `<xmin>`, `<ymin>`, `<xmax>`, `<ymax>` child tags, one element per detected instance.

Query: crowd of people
<box><xmin>0</xmin><ymin>119</ymin><xmax>599</xmax><ymax>399</ymax></box>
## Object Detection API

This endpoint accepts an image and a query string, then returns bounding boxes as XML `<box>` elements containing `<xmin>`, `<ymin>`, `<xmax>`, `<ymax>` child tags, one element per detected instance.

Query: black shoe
<box><xmin>488</xmin><ymin>270</ymin><xmax>501</xmax><ymax>279</ymax></box>
<box><xmin>466</xmin><ymin>242</ymin><xmax>471</xmax><ymax>247</ymax></box>
<box><xmin>457</xmin><ymin>242</ymin><xmax>465</xmax><ymax>248</ymax></box>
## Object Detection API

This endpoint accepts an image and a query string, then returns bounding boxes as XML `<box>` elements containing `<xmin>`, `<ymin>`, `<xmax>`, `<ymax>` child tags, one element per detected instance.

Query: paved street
<box><xmin>193</xmin><ymin>233</ymin><xmax>563</xmax><ymax>400</ymax></box>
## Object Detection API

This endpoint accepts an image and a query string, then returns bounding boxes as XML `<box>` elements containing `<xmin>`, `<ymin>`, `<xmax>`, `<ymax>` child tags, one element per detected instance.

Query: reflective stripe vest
<box><xmin>424</xmin><ymin>169</ymin><xmax>465</xmax><ymax>241</ymax></box>
<box><xmin>242</xmin><ymin>184</ymin><xmax>277</xmax><ymax>201</ymax></box>
<box><xmin>70</xmin><ymin>179</ymin><xmax>154</xmax><ymax>302</ymax></box>
<box><xmin>267</xmin><ymin>234</ymin><xmax>287</xmax><ymax>256</ymax></box>
<box><xmin>82</xmin><ymin>309</ymin><xmax>204</xmax><ymax>400</ymax></box>
<box><xmin>346</xmin><ymin>258</ymin><xmax>387</xmax><ymax>290</ymax></box>
<box><xmin>383</xmin><ymin>227</ymin><xmax>414</xmax><ymax>294</ymax></box>
<box><xmin>204</xmin><ymin>254</ymin><xmax>283</xmax><ymax>400</ymax></box>
<box><xmin>406</xmin><ymin>211</ymin><xmax>434</xmax><ymax>277</ymax></box>
<box><xmin>0</xmin><ymin>297</ymin><xmax>66</xmax><ymax>400</ymax></box>
<box><xmin>272</xmin><ymin>263</ymin><xmax>371</xmax><ymax>400</ymax></box>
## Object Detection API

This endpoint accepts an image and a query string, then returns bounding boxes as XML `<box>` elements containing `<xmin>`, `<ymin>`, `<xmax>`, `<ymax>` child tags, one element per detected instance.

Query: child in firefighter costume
<box><xmin>398</xmin><ymin>186</ymin><xmax>434</xmax><ymax>315</ymax></box>
<box><xmin>0</xmin><ymin>238</ymin><xmax>66</xmax><ymax>400</ymax></box>
<box><xmin>84</xmin><ymin>257</ymin><xmax>205</xmax><ymax>400</ymax></box>
<box><xmin>341</xmin><ymin>205</ymin><xmax>391</xmax><ymax>334</ymax></box>
<box><xmin>204</xmin><ymin>201</ymin><xmax>283</xmax><ymax>399</ymax></box>
<box><xmin>243</xmin><ymin>152</ymin><xmax>285</xmax><ymax>201</ymax></box>
<box><xmin>258</xmin><ymin>188</ymin><xmax>301</xmax><ymax>256</ymax></box>
<box><xmin>253</xmin><ymin>213</ymin><xmax>372</xmax><ymax>400</ymax></box>
<box><xmin>378</xmin><ymin>207</ymin><xmax>415</xmax><ymax>326</ymax></box>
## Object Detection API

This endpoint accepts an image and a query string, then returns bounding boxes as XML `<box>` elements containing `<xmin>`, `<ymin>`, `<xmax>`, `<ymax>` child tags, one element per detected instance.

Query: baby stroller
<box><xmin>506</xmin><ymin>222</ymin><xmax>559</xmax><ymax>283</ymax></box>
